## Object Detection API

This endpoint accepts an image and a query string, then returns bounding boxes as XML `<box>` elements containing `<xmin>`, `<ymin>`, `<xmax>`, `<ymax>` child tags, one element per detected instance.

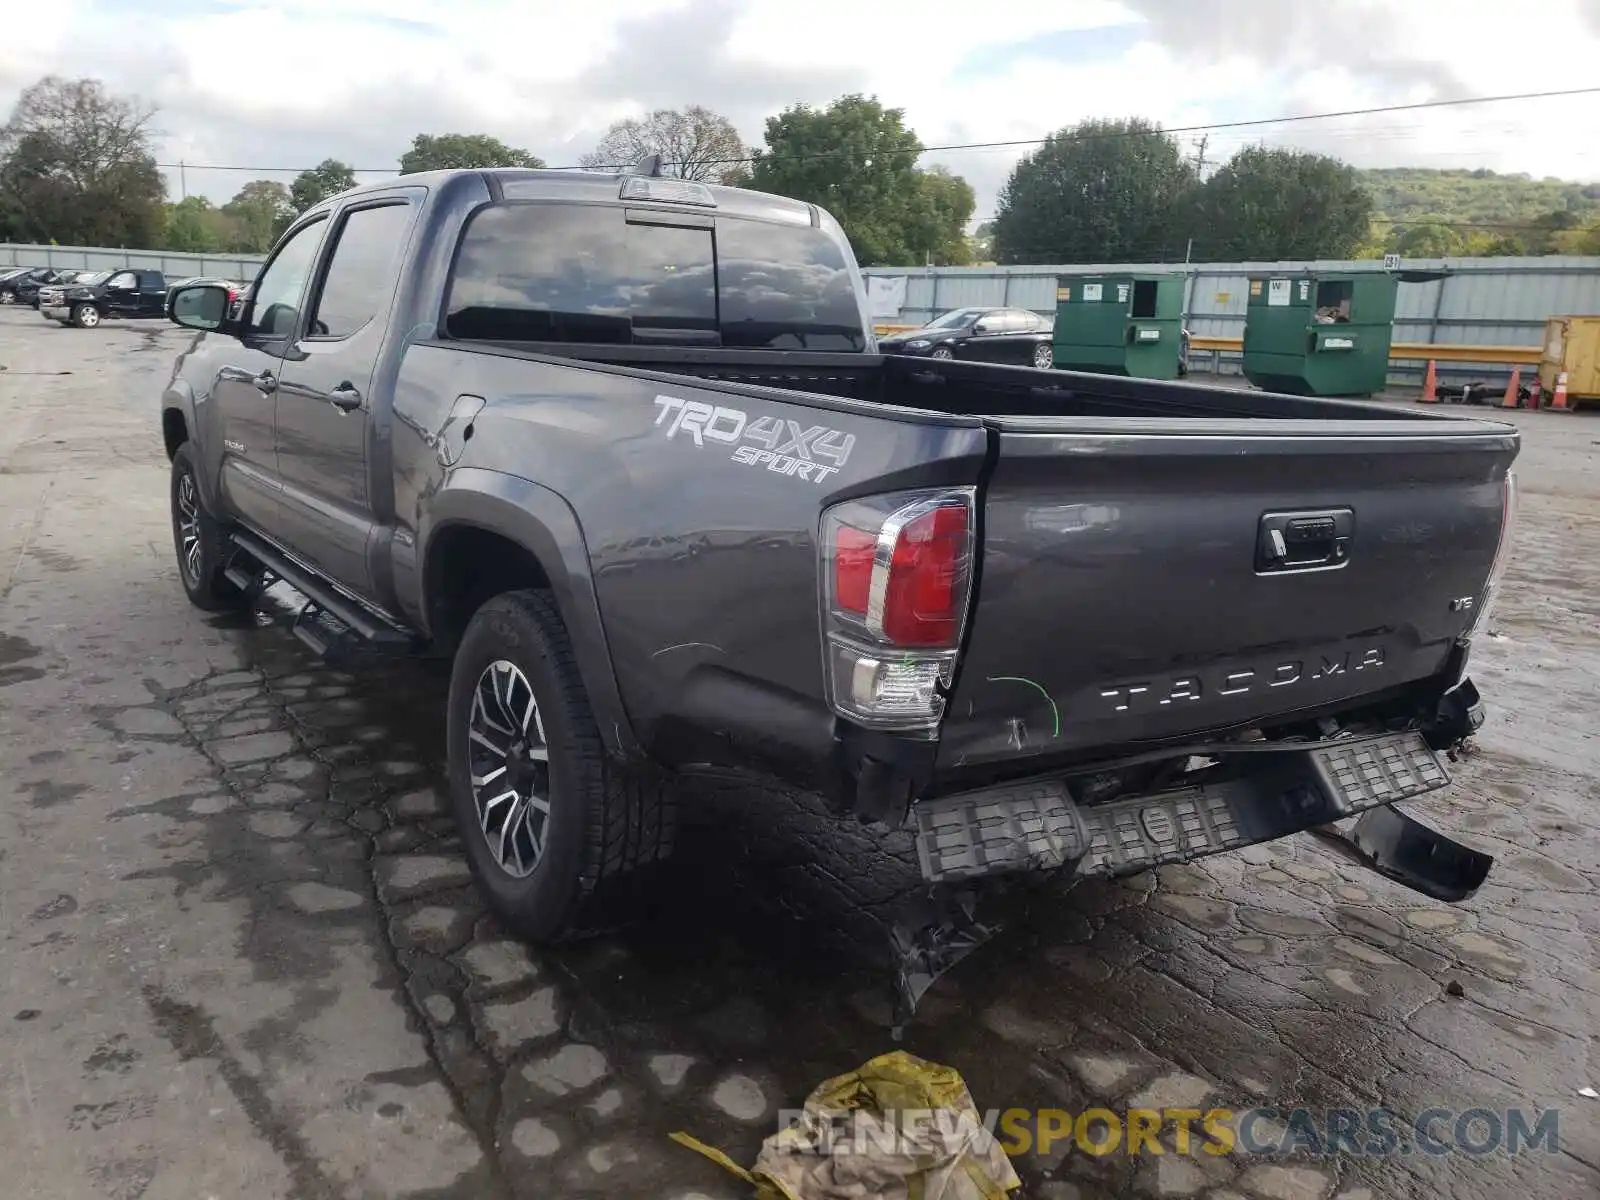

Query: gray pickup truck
<box><xmin>161</xmin><ymin>166</ymin><xmax>1518</xmax><ymax>969</ymax></box>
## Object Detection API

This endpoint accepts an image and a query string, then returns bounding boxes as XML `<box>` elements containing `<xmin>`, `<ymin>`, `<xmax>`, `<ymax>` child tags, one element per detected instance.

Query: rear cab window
<box><xmin>443</xmin><ymin>202</ymin><xmax>866</xmax><ymax>352</ymax></box>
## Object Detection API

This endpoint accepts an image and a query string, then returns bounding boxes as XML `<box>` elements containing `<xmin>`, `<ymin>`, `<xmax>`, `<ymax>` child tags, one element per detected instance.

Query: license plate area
<box><xmin>914</xmin><ymin>730</ymin><xmax>1449</xmax><ymax>884</ymax></box>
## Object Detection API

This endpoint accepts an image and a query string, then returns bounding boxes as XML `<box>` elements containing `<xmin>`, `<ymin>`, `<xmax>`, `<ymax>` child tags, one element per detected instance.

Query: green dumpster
<box><xmin>1052</xmin><ymin>273</ymin><xmax>1185</xmax><ymax>378</ymax></box>
<box><xmin>1241</xmin><ymin>272</ymin><xmax>1398</xmax><ymax>397</ymax></box>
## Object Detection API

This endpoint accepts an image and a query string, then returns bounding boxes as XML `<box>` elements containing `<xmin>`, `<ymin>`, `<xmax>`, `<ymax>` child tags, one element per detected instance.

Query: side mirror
<box><xmin>168</xmin><ymin>283</ymin><xmax>233</xmax><ymax>332</ymax></box>
<box><xmin>973</xmin><ymin>320</ymin><xmax>992</xmax><ymax>334</ymax></box>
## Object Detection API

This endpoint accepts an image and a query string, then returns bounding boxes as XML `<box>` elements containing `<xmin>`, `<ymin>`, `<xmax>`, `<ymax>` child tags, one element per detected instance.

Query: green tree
<box><xmin>901</xmin><ymin>166</ymin><xmax>976</xmax><ymax>265</ymax></box>
<box><xmin>289</xmin><ymin>158</ymin><xmax>357</xmax><ymax>214</ymax></box>
<box><xmin>221</xmin><ymin>180</ymin><xmax>293</xmax><ymax>251</ymax></box>
<box><xmin>1191</xmin><ymin>147</ymin><xmax>1372</xmax><ymax>261</ymax></box>
<box><xmin>1385</xmin><ymin>219</ymin><xmax>1467</xmax><ymax>258</ymax></box>
<box><xmin>0</xmin><ymin>76</ymin><xmax>166</xmax><ymax>246</ymax></box>
<box><xmin>163</xmin><ymin>196</ymin><xmax>230</xmax><ymax>252</ymax></box>
<box><xmin>580</xmin><ymin>106</ymin><xmax>745</xmax><ymax>183</ymax></box>
<box><xmin>749</xmin><ymin>94</ymin><xmax>973</xmax><ymax>266</ymax></box>
<box><xmin>970</xmin><ymin>220</ymin><xmax>997</xmax><ymax>263</ymax></box>
<box><xmin>399</xmin><ymin>133</ymin><xmax>543</xmax><ymax>173</ymax></box>
<box><xmin>991</xmin><ymin>118</ymin><xmax>1198</xmax><ymax>264</ymax></box>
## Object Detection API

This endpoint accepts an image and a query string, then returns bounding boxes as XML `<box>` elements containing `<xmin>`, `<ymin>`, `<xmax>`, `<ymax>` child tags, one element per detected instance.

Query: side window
<box><xmin>108</xmin><ymin>271</ymin><xmax>137</xmax><ymax>289</ymax></box>
<box><xmin>247</xmin><ymin>218</ymin><xmax>327</xmax><ymax>338</ymax></box>
<box><xmin>139</xmin><ymin>271</ymin><xmax>165</xmax><ymax>290</ymax></box>
<box><xmin>306</xmin><ymin>203</ymin><xmax>414</xmax><ymax>339</ymax></box>
<box><xmin>445</xmin><ymin>204</ymin><xmax>715</xmax><ymax>344</ymax></box>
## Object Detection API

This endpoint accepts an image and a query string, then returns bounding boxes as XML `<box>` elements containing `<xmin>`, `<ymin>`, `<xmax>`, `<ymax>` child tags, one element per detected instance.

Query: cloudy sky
<box><xmin>5</xmin><ymin>0</ymin><xmax>1600</xmax><ymax>222</ymax></box>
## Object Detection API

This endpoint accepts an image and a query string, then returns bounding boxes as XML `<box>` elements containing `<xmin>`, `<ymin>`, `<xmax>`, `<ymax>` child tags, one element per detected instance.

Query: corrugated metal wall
<box><xmin>1</xmin><ymin>242</ymin><xmax>266</xmax><ymax>280</ymax></box>
<box><xmin>864</xmin><ymin>256</ymin><xmax>1600</xmax><ymax>383</ymax></box>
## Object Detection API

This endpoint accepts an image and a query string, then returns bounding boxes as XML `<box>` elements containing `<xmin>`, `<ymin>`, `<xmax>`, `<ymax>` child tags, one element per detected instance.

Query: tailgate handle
<box><xmin>1257</xmin><ymin>508</ymin><xmax>1354</xmax><ymax>573</ymax></box>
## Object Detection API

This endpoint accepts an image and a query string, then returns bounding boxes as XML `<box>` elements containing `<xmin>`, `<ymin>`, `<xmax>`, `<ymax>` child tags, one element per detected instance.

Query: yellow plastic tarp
<box><xmin>673</xmin><ymin>1050</ymin><xmax>1021</xmax><ymax>1200</ymax></box>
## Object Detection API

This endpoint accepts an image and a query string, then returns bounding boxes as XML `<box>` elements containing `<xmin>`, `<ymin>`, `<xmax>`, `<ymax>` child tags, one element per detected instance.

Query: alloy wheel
<box><xmin>468</xmin><ymin>660</ymin><xmax>552</xmax><ymax>878</ymax></box>
<box><xmin>175</xmin><ymin>471</ymin><xmax>203</xmax><ymax>586</ymax></box>
<box><xmin>1033</xmin><ymin>344</ymin><xmax>1053</xmax><ymax>369</ymax></box>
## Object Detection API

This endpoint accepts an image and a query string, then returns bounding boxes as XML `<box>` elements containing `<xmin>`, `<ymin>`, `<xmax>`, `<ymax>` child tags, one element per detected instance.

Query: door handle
<box><xmin>328</xmin><ymin>383</ymin><xmax>363</xmax><ymax>413</ymax></box>
<box><xmin>253</xmin><ymin>370</ymin><xmax>278</xmax><ymax>394</ymax></box>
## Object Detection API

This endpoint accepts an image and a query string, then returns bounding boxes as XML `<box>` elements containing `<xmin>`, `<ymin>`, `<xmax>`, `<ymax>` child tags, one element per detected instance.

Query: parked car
<box><xmin>40</xmin><ymin>268</ymin><xmax>173</xmax><ymax>327</ymax></box>
<box><xmin>876</xmin><ymin>306</ymin><xmax>1056</xmax><ymax>369</ymax></box>
<box><xmin>0</xmin><ymin>267</ymin><xmax>67</xmax><ymax>307</ymax></box>
<box><xmin>160</xmin><ymin>168</ymin><xmax>1517</xmax><ymax>990</ymax></box>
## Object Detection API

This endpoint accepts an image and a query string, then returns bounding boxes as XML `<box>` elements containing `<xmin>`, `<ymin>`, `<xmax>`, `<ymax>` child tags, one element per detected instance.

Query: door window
<box><xmin>247</xmin><ymin>218</ymin><xmax>328</xmax><ymax>338</ymax></box>
<box><xmin>305</xmin><ymin>203</ymin><xmax>414</xmax><ymax>339</ymax></box>
<box><xmin>108</xmin><ymin>271</ymin><xmax>137</xmax><ymax>289</ymax></box>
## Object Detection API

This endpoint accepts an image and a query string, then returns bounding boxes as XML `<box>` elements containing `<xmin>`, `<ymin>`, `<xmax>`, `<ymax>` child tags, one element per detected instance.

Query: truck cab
<box><xmin>42</xmin><ymin>269</ymin><xmax>172</xmax><ymax>328</ymax></box>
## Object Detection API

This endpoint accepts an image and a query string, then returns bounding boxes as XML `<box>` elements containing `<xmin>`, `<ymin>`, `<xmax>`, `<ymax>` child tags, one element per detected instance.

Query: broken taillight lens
<box><xmin>820</xmin><ymin>488</ymin><xmax>976</xmax><ymax>734</ymax></box>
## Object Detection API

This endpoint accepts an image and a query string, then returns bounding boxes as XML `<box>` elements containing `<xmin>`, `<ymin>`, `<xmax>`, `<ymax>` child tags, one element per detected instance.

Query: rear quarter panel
<box><xmin>392</xmin><ymin>344</ymin><xmax>988</xmax><ymax>772</ymax></box>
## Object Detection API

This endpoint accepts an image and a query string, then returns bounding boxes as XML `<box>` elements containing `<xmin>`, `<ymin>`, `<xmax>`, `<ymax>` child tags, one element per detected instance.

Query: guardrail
<box><xmin>872</xmin><ymin>327</ymin><xmax>1541</xmax><ymax>367</ymax></box>
<box><xmin>1187</xmin><ymin>335</ymin><xmax>1541</xmax><ymax>366</ymax></box>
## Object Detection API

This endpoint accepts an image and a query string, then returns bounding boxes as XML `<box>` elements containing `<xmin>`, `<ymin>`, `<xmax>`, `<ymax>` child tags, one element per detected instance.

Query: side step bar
<box><xmin>227</xmin><ymin>531</ymin><xmax>416</xmax><ymax>659</ymax></box>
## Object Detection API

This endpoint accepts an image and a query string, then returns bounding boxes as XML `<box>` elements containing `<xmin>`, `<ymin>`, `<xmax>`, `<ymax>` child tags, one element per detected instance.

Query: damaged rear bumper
<box><xmin>911</xmin><ymin>725</ymin><xmax>1491</xmax><ymax>902</ymax></box>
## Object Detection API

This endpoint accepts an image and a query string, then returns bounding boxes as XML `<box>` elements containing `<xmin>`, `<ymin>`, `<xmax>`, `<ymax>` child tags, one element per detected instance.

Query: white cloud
<box><xmin>3</xmin><ymin>0</ymin><xmax>1599</xmax><ymax>231</ymax></box>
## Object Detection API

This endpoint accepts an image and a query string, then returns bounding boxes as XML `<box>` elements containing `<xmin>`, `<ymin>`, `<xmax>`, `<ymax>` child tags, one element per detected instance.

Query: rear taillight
<box><xmin>820</xmin><ymin>488</ymin><xmax>975</xmax><ymax>734</ymax></box>
<box><xmin>1465</xmin><ymin>468</ymin><xmax>1518</xmax><ymax>644</ymax></box>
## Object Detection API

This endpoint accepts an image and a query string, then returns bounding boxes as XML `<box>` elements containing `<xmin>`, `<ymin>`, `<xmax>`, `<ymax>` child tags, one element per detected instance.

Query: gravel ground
<box><xmin>1</xmin><ymin>308</ymin><xmax>1596</xmax><ymax>1200</ymax></box>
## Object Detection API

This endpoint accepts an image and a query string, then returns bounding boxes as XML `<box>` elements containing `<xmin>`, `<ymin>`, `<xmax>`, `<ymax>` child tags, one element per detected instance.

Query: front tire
<box><xmin>1031</xmin><ymin>343</ymin><xmax>1053</xmax><ymax>370</ymax></box>
<box><xmin>447</xmin><ymin>590</ymin><xmax>674</xmax><ymax>942</ymax></box>
<box><xmin>930</xmin><ymin>345</ymin><xmax>955</xmax><ymax>360</ymax></box>
<box><xmin>170</xmin><ymin>443</ymin><xmax>246</xmax><ymax>611</ymax></box>
<box><xmin>72</xmin><ymin>303</ymin><xmax>101</xmax><ymax>328</ymax></box>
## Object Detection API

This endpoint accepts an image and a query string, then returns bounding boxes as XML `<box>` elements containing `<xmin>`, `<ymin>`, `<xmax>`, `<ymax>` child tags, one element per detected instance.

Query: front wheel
<box><xmin>930</xmin><ymin>345</ymin><xmax>955</xmax><ymax>361</ymax></box>
<box><xmin>170</xmin><ymin>444</ymin><xmax>246</xmax><ymax>611</ymax></box>
<box><xmin>447</xmin><ymin>590</ymin><xmax>674</xmax><ymax>942</ymax></box>
<box><xmin>0</xmin><ymin>291</ymin><xmax>14</xmax><ymax>305</ymax></box>
<box><xmin>72</xmin><ymin>303</ymin><xmax>101</xmax><ymax>328</ymax></box>
<box><xmin>1031</xmin><ymin>343</ymin><xmax>1054</xmax><ymax>370</ymax></box>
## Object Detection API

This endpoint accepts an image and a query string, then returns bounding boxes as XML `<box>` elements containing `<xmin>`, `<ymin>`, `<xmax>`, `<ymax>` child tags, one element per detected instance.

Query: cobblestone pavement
<box><xmin>1</xmin><ymin>308</ymin><xmax>1596</xmax><ymax>1200</ymax></box>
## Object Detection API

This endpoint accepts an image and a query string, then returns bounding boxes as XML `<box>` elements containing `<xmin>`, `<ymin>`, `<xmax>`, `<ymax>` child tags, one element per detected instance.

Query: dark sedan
<box><xmin>877</xmin><ymin>306</ymin><xmax>1055</xmax><ymax>369</ymax></box>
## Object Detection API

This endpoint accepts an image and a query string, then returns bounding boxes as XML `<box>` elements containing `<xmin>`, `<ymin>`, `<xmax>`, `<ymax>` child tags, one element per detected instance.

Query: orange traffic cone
<box><xmin>1551</xmin><ymin>371</ymin><xmax>1572</xmax><ymax>411</ymax></box>
<box><xmin>1526</xmin><ymin>376</ymin><xmax>1542</xmax><ymax>409</ymax></box>
<box><xmin>1418</xmin><ymin>360</ymin><xmax>1439</xmax><ymax>403</ymax></box>
<box><xmin>1500</xmin><ymin>367</ymin><xmax>1521</xmax><ymax>408</ymax></box>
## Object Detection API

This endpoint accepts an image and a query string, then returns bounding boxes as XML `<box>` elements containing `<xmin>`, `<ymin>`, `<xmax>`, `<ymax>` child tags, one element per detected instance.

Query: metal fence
<box><xmin>0</xmin><ymin>241</ymin><xmax>266</xmax><ymax>281</ymax></box>
<box><xmin>863</xmin><ymin>256</ymin><xmax>1600</xmax><ymax>384</ymax></box>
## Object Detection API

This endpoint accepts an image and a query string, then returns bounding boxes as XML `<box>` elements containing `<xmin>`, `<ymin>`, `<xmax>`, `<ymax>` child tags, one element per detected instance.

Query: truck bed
<box><xmin>455</xmin><ymin>340</ymin><xmax>1449</xmax><ymax>423</ymax></box>
<box><xmin>405</xmin><ymin>338</ymin><xmax>1514</xmax><ymax>791</ymax></box>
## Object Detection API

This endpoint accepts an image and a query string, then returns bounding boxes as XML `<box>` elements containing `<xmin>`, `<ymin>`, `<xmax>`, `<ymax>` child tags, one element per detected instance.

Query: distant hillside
<box><xmin>1359</xmin><ymin>167</ymin><xmax>1600</xmax><ymax>255</ymax></box>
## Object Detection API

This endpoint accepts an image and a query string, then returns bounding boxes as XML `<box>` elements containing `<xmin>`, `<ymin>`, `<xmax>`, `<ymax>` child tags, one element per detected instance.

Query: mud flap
<box><xmin>1314</xmin><ymin>805</ymin><xmax>1494</xmax><ymax>902</ymax></box>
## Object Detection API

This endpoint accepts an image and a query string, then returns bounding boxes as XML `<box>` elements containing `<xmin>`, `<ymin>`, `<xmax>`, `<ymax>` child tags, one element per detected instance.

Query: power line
<box><xmin>150</xmin><ymin>83</ymin><xmax>1600</xmax><ymax>177</ymax></box>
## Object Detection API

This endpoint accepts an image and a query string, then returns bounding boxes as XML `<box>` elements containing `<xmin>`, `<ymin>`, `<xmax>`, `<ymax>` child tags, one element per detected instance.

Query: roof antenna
<box><xmin>634</xmin><ymin>154</ymin><xmax>665</xmax><ymax>177</ymax></box>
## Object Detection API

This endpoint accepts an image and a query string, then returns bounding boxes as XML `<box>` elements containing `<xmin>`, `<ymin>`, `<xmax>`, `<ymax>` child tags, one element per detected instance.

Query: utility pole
<box><xmin>179</xmin><ymin>161</ymin><xmax>188</xmax><ymax>200</ymax></box>
<box><xmin>1193</xmin><ymin>134</ymin><xmax>1209</xmax><ymax>176</ymax></box>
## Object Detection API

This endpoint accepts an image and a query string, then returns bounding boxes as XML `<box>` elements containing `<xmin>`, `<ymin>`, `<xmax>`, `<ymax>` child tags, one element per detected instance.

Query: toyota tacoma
<box><xmin>159</xmin><ymin>167</ymin><xmax>1518</xmax><ymax>995</ymax></box>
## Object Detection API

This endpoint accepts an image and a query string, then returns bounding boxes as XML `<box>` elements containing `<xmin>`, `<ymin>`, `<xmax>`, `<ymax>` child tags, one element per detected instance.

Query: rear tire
<box><xmin>446</xmin><ymin>590</ymin><xmax>674</xmax><ymax>942</ymax></box>
<box><xmin>170</xmin><ymin>443</ymin><xmax>246</xmax><ymax>611</ymax></box>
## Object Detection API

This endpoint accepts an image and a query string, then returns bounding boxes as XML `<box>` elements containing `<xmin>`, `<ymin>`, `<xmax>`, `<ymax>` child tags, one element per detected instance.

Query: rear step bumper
<box><xmin>912</xmin><ymin>730</ymin><xmax>1490</xmax><ymax>901</ymax></box>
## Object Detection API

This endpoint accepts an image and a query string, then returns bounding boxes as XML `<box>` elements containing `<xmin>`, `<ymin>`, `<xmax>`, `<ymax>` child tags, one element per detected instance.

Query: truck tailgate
<box><xmin>938</xmin><ymin>416</ymin><xmax>1517</xmax><ymax>770</ymax></box>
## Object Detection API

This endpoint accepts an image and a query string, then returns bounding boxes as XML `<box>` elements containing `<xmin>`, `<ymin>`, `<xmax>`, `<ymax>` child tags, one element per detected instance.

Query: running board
<box><xmin>227</xmin><ymin>531</ymin><xmax>415</xmax><ymax>658</ymax></box>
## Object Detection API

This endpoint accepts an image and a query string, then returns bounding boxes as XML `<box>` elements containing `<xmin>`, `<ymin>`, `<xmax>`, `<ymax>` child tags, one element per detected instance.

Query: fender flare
<box><xmin>418</xmin><ymin>469</ymin><xmax>641</xmax><ymax>760</ymax></box>
<box><xmin>160</xmin><ymin>379</ymin><xmax>225</xmax><ymax>511</ymax></box>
